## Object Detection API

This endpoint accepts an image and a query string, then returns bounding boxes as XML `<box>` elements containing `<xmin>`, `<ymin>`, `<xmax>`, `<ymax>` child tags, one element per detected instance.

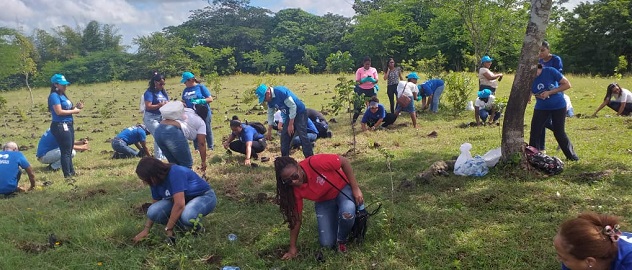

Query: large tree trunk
<box><xmin>500</xmin><ymin>0</ymin><xmax>553</xmax><ymax>161</ymax></box>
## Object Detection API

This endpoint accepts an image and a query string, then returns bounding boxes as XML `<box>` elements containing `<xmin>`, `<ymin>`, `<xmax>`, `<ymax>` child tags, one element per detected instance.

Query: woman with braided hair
<box><xmin>274</xmin><ymin>154</ymin><xmax>364</xmax><ymax>260</ymax></box>
<box><xmin>554</xmin><ymin>212</ymin><xmax>632</xmax><ymax>270</ymax></box>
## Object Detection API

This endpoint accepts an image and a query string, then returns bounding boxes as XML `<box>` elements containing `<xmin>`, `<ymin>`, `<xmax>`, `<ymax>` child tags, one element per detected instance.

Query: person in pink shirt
<box><xmin>352</xmin><ymin>57</ymin><xmax>379</xmax><ymax>124</ymax></box>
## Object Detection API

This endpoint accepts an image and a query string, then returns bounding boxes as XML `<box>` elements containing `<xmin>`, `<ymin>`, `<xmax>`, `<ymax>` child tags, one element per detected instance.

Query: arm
<box><xmin>361</xmin><ymin>122</ymin><xmax>368</xmax><ymax>131</ymax></box>
<box><xmin>592</xmin><ymin>99</ymin><xmax>609</xmax><ymax>116</ymax></box>
<box><xmin>52</xmin><ymin>104</ymin><xmax>81</xmax><ymax>116</ymax></box>
<box><xmin>284</xmin><ymin>97</ymin><xmax>298</xmax><ymax>136</ymax></box>
<box><xmin>482</xmin><ymin>71</ymin><xmax>503</xmax><ymax>80</ymax></box>
<box><xmin>244</xmin><ymin>141</ymin><xmax>253</xmax><ymax>165</ymax></box>
<box><xmin>282</xmin><ymin>214</ymin><xmax>302</xmax><ymax>260</ymax></box>
<box><xmin>539</xmin><ymin>77</ymin><xmax>571</xmax><ymax>99</ymax></box>
<box><xmin>196</xmin><ymin>135</ymin><xmax>207</xmax><ymax>171</ymax></box>
<box><xmin>618</xmin><ymin>102</ymin><xmax>627</xmax><ymax>116</ymax></box>
<box><xmin>383</xmin><ymin>69</ymin><xmax>389</xmax><ymax>81</ymax></box>
<box><xmin>144</xmin><ymin>100</ymin><xmax>166</xmax><ymax>111</ymax></box>
<box><xmin>424</xmin><ymin>95</ymin><xmax>433</xmax><ymax>109</ymax></box>
<box><xmin>136</xmin><ymin>142</ymin><xmax>151</xmax><ymax>157</ymax></box>
<box><xmin>266</xmin><ymin>107</ymin><xmax>275</xmax><ymax>140</ymax></box>
<box><xmin>25</xmin><ymin>166</ymin><xmax>35</xmax><ymax>191</ymax></box>
<box><xmin>373</xmin><ymin>118</ymin><xmax>384</xmax><ymax>130</ymax></box>
<box><xmin>164</xmin><ymin>192</ymin><xmax>186</xmax><ymax>238</ymax></box>
<box><xmin>223</xmin><ymin>133</ymin><xmax>236</xmax><ymax>149</ymax></box>
<box><xmin>339</xmin><ymin>155</ymin><xmax>364</xmax><ymax>206</ymax></box>
<box><xmin>133</xmin><ymin>199</ymin><xmax>158</xmax><ymax>243</ymax></box>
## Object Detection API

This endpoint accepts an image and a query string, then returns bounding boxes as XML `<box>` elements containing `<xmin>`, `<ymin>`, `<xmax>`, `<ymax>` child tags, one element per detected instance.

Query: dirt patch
<box><xmin>257</xmin><ymin>246</ymin><xmax>286</xmax><ymax>260</ymax></box>
<box><xmin>578</xmin><ymin>170</ymin><xmax>613</xmax><ymax>180</ymax></box>
<box><xmin>202</xmin><ymin>254</ymin><xmax>223</xmax><ymax>266</ymax></box>
<box><xmin>15</xmin><ymin>242</ymin><xmax>50</xmax><ymax>253</ymax></box>
<box><xmin>67</xmin><ymin>189</ymin><xmax>108</xmax><ymax>201</ymax></box>
<box><xmin>457</xmin><ymin>122</ymin><xmax>478</xmax><ymax>128</ymax></box>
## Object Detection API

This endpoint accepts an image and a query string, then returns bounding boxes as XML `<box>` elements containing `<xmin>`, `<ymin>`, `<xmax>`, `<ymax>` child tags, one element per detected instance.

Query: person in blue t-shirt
<box><xmin>255</xmin><ymin>84</ymin><xmax>313</xmax><ymax>158</ymax></box>
<box><xmin>36</xmin><ymin>129</ymin><xmax>89</xmax><ymax>171</ymax></box>
<box><xmin>143</xmin><ymin>72</ymin><xmax>169</xmax><ymax>159</ymax></box>
<box><xmin>111</xmin><ymin>125</ymin><xmax>151</xmax><ymax>159</ymax></box>
<box><xmin>0</xmin><ymin>142</ymin><xmax>36</xmax><ymax>195</ymax></box>
<box><xmin>554</xmin><ymin>212</ymin><xmax>632</xmax><ymax>270</ymax></box>
<box><xmin>132</xmin><ymin>157</ymin><xmax>217</xmax><ymax>243</ymax></box>
<box><xmin>48</xmin><ymin>73</ymin><xmax>84</xmax><ymax>178</ymax></box>
<box><xmin>274</xmin><ymin>111</ymin><xmax>319</xmax><ymax>150</ymax></box>
<box><xmin>539</xmin><ymin>41</ymin><xmax>563</xmax><ymax>73</ymax></box>
<box><xmin>529</xmin><ymin>64</ymin><xmax>578</xmax><ymax>161</ymax></box>
<box><xmin>361</xmin><ymin>97</ymin><xmax>397</xmax><ymax>131</ymax></box>
<box><xmin>418</xmin><ymin>79</ymin><xmax>446</xmax><ymax>113</ymax></box>
<box><xmin>180</xmin><ymin>72</ymin><xmax>214</xmax><ymax>152</ymax></box>
<box><xmin>222</xmin><ymin>120</ymin><xmax>267</xmax><ymax>166</ymax></box>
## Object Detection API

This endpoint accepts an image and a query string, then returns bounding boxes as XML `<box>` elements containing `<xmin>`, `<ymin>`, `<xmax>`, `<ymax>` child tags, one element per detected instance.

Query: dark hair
<box><xmin>148</xmin><ymin>72</ymin><xmax>165</xmax><ymax>90</ymax></box>
<box><xmin>363</xmin><ymin>56</ymin><xmax>371</xmax><ymax>64</ymax></box>
<box><xmin>558</xmin><ymin>212</ymin><xmax>621</xmax><ymax>261</ymax></box>
<box><xmin>274</xmin><ymin>156</ymin><xmax>300</xmax><ymax>229</ymax></box>
<box><xmin>135</xmin><ymin>157</ymin><xmax>172</xmax><ymax>186</ymax></box>
<box><xmin>541</xmin><ymin>40</ymin><xmax>550</xmax><ymax>49</ymax></box>
<box><xmin>231</xmin><ymin>115</ymin><xmax>240</xmax><ymax>120</ymax></box>
<box><xmin>369</xmin><ymin>96</ymin><xmax>380</xmax><ymax>103</ymax></box>
<box><xmin>187</xmin><ymin>78</ymin><xmax>202</xmax><ymax>84</ymax></box>
<box><xmin>606</xmin><ymin>83</ymin><xmax>620</xmax><ymax>100</ymax></box>
<box><xmin>229</xmin><ymin>120</ymin><xmax>242</xmax><ymax>128</ymax></box>
<box><xmin>193</xmin><ymin>104</ymin><xmax>209</xmax><ymax>119</ymax></box>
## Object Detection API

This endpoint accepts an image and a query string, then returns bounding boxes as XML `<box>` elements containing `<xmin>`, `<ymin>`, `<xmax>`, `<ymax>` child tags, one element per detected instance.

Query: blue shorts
<box><xmin>396</xmin><ymin>97</ymin><xmax>416</xmax><ymax>113</ymax></box>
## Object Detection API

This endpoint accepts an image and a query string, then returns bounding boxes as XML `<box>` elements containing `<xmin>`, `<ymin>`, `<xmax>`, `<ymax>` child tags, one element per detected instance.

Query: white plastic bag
<box><xmin>465</xmin><ymin>100</ymin><xmax>475</xmax><ymax>111</ymax></box>
<box><xmin>139</xmin><ymin>94</ymin><xmax>146</xmax><ymax>113</ymax></box>
<box><xmin>454</xmin><ymin>143</ymin><xmax>489</xmax><ymax>177</ymax></box>
<box><xmin>482</xmin><ymin>147</ymin><xmax>502</xmax><ymax>167</ymax></box>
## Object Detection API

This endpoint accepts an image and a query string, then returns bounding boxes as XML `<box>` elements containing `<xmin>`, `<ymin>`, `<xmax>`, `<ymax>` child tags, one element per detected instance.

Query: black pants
<box><xmin>387</xmin><ymin>84</ymin><xmax>398</xmax><ymax>114</ymax></box>
<box><xmin>352</xmin><ymin>85</ymin><xmax>376</xmax><ymax>123</ymax></box>
<box><xmin>229</xmin><ymin>139</ymin><xmax>266</xmax><ymax>156</ymax></box>
<box><xmin>607</xmin><ymin>101</ymin><xmax>632</xmax><ymax>116</ymax></box>
<box><xmin>367</xmin><ymin>113</ymin><xmax>397</xmax><ymax>128</ymax></box>
<box><xmin>529</xmin><ymin>107</ymin><xmax>578</xmax><ymax>160</ymax></box>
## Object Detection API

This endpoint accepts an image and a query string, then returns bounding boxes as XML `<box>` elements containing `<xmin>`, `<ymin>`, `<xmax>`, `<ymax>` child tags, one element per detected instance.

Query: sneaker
<box><xmin>337</xmin><ymin>242</ymin><xmax>347</xmax><ymax>253</ymax></box>
<box><xmin>46</xmin><ymin>165</ymin><xmax>60</xmax><ymax>172</ymax></box>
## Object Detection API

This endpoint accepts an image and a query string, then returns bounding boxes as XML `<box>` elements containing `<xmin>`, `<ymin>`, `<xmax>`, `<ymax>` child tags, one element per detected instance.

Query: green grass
<box><xmin>1</xmin><ymin>73</ymin><xmax>632</xmax><ymax>269</ymax></box>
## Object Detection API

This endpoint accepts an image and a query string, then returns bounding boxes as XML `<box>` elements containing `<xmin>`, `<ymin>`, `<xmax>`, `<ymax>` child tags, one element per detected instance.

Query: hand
<box><xmin>244</xmin><ymin>159</ymin><xmax>251</xmax><ymax>166</ymax></box>
<box><xmin>133</xmin><ymin>229</ymin><xmax>150</xmax><ymax>243</ymax></box>
<box><xmin>75</xmin><ymin>101</ymin><xmax>84</xmax><ymax>109</ymax></box>
<box><xmin>361</xmin><ymin>126</ymin><xmax>368</xmax><ymax>131</ymax></box>
<box><xmin>538</xmin><ymin>91</ymin><xmax>551</xmax><ymax>99</ymax></box>
<box><xmin>282</xmin><ymin>246</ymin><xmax>298</xmax><ymax>260</ymax></box>
<box><xmin>200</xmin><ymin>163</ymin><xmax>207</xmax><ymax>172</ymax></box>
<box><xmin>591</xmin><ymin>113</ymin><xmax>597</xmax><ymax>118</ymax></box>
<box><xmin>165</xmin><ymin>229</ymin><xmax>174</xmax><ymax>238</ymax></box>
<box><xmin>265</xmin><ymin>133</ymin><xmax>272</xmax><ymax>141</ymax></box>
<box><xmin>371</xmin><ymin>126</ymin><xmax>376</xmax><ymax>131</ymax></box>
<box><xmin>352</xmin><ymin>187</ymin><xmax>364</xmax><ymax>206</ymax></box>
<box><xmin>28</xmin><ymin>185</ymin><xmax>35</xmax><ymax>191</ymax></box>
<box><xmin>287</xmin><ymin>123</ymin><xmax>295</xmax><ymax>136</ymax></box>
<box><xmin>222</xmin><ymin>142</ymin><xmax>229</xmax><ymax>149</ymax></box>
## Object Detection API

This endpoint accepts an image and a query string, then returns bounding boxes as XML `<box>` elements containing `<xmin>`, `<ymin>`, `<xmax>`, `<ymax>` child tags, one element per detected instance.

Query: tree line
<box><xmin>0</xmin><ymin>0</ymin><xmax>630</xmax><ymax>90</ymax></box>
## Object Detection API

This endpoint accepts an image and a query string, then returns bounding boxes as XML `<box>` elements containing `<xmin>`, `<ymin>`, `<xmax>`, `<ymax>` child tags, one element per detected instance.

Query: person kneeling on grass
<box><xmin>0</xmin><ymin>142</ymin><xmax>35</xmax><ymax>196</ymax></box>
<box><xmin>554</xmin><ymin>212</ymin><xmax>632</xmax><ymax>270</ymax></box>
<box><xmin>474</xmin><ymin>89</ymin><xmax>501</xmax><ymax>126</ymax></box>
<box><xmin>592</xmin><ymin>83</ymin><xmax>632</xmax><ymax>117</ymax></box>
<box><xmin>36</xmin><ymin>128</ymin><xmax>89</xmax><ymax>171</ymax></box>
<box><xmin>222</xmin><ymin>120</ymin><xmax>267</xmax><ymax>166</ymax></box>
<box><xmin>133</xmin><ymin>157</ymin><xmax>217</xmax><ymax>243</ymax></box>
<box><xmin>274</xmin><ymin>154</ymin><xmax>364</xmax><ymax>259</ymax></box>
<box><xmin>361</xmin><ymin>97</ymin><xmax>397</xmax><ymax>131</ymax></box>
<box><xmin>111</xmin><ymin>125</ymin><xmax>151</xmax><ymax>159</ymax></box>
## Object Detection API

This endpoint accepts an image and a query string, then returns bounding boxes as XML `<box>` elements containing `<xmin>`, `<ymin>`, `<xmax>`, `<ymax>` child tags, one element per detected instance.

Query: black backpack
<box><xmin>525</xmin><ymin>145</ymin><xmax>564</xmax><ymax>175</ymax></box>
<box><xmin>246</xmin><ymin>121</ymin><xmax>266</xmax><ymax>135</ymax></box>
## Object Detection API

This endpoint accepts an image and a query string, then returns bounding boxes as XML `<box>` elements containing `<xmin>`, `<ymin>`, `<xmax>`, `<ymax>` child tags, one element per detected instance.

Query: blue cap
<box><xmin>50</xmin><ymin>74</ymin><xmax>70</xmax><ymax>85</ymax></box>
<box><xmin>478</xmin><ymin>89</ymin><xmax>492</xmax><ymax>98</ymax></box>
<box><xmin>181</xmin><ymin>71</ymin><xmax>195</xmax><ymax>83</ymax></box>
<box><xmin>255</xmin><ymin>84</ymin><xmax>268</xmax><ymax>104</ymax></box>
<box><xmin>481</xmin><ymin>56</ymin><xmax>493</xmax><ymax>63</ymax></box>
<box><xmin>406</xmin><ymin>72</ymin><xmax>419</xmax><ymax>80</ymax></box>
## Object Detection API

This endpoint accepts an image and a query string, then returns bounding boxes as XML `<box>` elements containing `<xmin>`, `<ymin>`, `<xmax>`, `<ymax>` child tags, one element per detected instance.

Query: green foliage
<box><xmin>133</xmin><ymin>32</ymin><xmax>194</xmax><ymax>78</ymax></box>
<box><xmin>615</xmin><ymin>55</ymin><xmax>628</xmax><ymax>79</ymax></box>
<box><xmin>400</xmin><ymin>51</ymin><xmax>448</xmax><ymax>79</ymax></box>
<box><xmin>325</xmin><ymin>51</ymin><xmax>354</xmax><ymax>73</ymax></box>
<box><xmin>35</xmin><ymin>50</ymin><xmax>133</xmax><ymax>87</ymax></box>
<box><xmin>293</xmin><ymin>64</ymin><xmax>310</xmax><ymax>75</ymax></box>
<box><xmin>326</xmin><ymin>76</ymin><xmax>356</xmax><ymax>116</ymax></box>
<box><xmin>0</xmin><ymin>95</ymin><xmax>6</xmax><ymax>110</ymax></box>
<box><xmin>0</xmin><ymin>28</ymin><xmax>38</xmax><ymax>90</ymax></box>
<box><xmin>345</xmin><ymin>10</ymin><xmax>405</xmax><ymax>63</ymax></box>
<box><xmin>443</xmin><ymin>71</ymin><xmax>475</xmax><ymax>117</ymax></box>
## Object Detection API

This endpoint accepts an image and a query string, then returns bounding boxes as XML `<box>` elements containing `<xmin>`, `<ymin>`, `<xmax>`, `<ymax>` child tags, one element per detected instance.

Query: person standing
<box><xmin>478</xmin><ymin>56</ymin><xmax>503</xmax><ymax>94</ymax></box>
<box><xmin>48</xmin><ymin>74</ymin><xmax>83</xmax><ymax>178</ymax></box>
<box><xmin>181</xmin><ymin>72</ymin><xmax>214</xmax><ymax>152</ymax></box>
<box><xmin>143</xmin><ymin>73</ymin><xmax>169</xmax><ymax>159</ymax></box>
<box><xmin>222</xmin><ymin>120</ymin><xmax>267</xmax><ymax>166</ymax></box>
<box><xmin>274</xmin><ymin>154</ymin><xmax>364</xmax><ymax>259</ymax></box>
<box><xmin>539</xmin><ymin>41</ymin><xmax>563</xmax><ymax>73</ymax></box>
<box><xmin>352</xmin><ymin>57</ymin><xmax>379</xmax><ymax>124</ymax></box>
<box><xmin>384</xmin><ymin>58</ymin><xmax>404</xmax><ymax>113</ymax></box>
<box><xmin>0</xmin><ymin>142</ymin><xmax>35</xmax><ymax>195</ymax></box>
<box><xmin>529</xmin><ymin>64</ymin><xmax>578</xmax><ymax>161</ymax></box>
<box><xmin>256</xmin><ymin>84</ymin><xmax>313</xmax><ymax>158</ymax></box>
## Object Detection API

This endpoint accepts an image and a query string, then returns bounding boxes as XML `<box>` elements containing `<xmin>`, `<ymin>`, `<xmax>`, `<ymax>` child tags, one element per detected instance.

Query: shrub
<box><xmin>443</xmin><ymin>71</ymin><xmax>475</xmax><ymax>117</ymax></box>
<box><xmin>294</xmin><ymin>64</ymin><xmax>310</xmax><ymax>75</ymax></box>
<box><xmin>326</xmin><ymin>51</ymin><xmax>354</xmax><ymax>73</ymax></box>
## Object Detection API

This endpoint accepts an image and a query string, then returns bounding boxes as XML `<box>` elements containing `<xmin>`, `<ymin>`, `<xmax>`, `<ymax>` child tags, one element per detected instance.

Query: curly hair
<box><xmin>274</xmin><ymin>156</ymin><xmax>300</xmax><ymax>229</ymax></box>
<box><xmin>558</xmin><ymin>212</ymin><xmax>621</xmax><ymax>261</ymax></box>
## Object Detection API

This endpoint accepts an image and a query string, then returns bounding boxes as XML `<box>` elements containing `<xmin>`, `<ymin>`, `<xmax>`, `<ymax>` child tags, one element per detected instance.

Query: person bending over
<box><xmin>111</xmin><ymin>125</ymin><xmax>151</xmax><ymax>159</ymax></box>
<box><xmin>222</xmin><ymin>120</ymin><xmax>267</xmax><ymax>166</ymax></box>
<box><xmin>361</xmin><ymin>97</ymin><xmax>397</xmax><ymax>131</ymax></box>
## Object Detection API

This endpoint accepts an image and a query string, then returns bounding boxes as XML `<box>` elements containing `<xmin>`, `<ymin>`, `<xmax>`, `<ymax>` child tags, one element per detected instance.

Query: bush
<box><xmin>294</xmin><ymin>64</ymin><xmax>310</xmax><ymax>75</ymax></box>
<box><xmin>326</xmin><ymin>51</ymin><xmax>354</xmax><ymax>73</ymax></box>
<box><xmin>0</xmin><ymin>95</ymin><xmax>6</xmax><ymax>110</ymax></box>
<box><xmin>443</xmin><ymin>71</ymin><xmax>475</xmax><ymax>117</ymax></box>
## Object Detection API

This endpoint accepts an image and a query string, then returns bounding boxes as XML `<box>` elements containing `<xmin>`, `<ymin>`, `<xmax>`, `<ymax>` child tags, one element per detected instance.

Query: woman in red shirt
<box><xmin>274</xmin><ymin>154</ymin><xmax>364</xmax><ymax>259</ymax></box>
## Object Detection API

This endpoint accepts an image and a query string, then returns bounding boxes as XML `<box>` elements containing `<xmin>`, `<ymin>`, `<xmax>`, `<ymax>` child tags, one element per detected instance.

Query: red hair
<box><xmin>558</xmin><ymin>212</ymin><xmax>621</xmax><ymax>260</ymax></box>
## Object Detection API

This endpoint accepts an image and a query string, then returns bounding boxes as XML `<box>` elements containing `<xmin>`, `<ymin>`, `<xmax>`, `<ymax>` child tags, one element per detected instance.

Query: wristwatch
<box><xmin>165</xmin><ymin>227</ymin><xmax>173</xmax><ymax>232</ymax></box>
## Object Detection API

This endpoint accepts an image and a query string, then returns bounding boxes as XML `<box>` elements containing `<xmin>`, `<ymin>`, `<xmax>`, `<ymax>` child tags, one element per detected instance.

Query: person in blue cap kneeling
<box><xmin>474</xmin><ymin>89</ymin><xmax>501</xmax><ymax>126</ymax></box>
<box><xmin>255</xmin><ymin>84</ymin><xmax>314</xmax><ymax>158</ymax></box>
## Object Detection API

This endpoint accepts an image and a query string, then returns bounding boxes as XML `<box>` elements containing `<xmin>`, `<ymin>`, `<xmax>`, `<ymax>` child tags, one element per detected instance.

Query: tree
<box><xmin>0</xmin><ymin>28</ymin><xmax>38</xmax><ymax>105</ymax></box>
<box><xmin>501</xmin><ymin>0</ymin><xmax>553</xmax><ymax>162</ymax></box>
<box><xmin>133</xmin><ymin>32</ymin><xmax>195</xmax><ymax>78</ymax></box>
<box><xmin>345</xmin><ymin>10</ymin><xmax>405</xmax><ymax>66</ymax></box>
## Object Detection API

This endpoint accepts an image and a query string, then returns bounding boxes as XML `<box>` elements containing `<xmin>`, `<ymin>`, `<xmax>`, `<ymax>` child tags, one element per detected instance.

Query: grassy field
<box><xmin>1</xmin><ymin>73</ymin><xmax>632</xmax><ymax>269</ymax></box>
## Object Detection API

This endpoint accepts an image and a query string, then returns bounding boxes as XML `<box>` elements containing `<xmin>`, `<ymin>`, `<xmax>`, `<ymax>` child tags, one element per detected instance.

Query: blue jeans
<box><xmin>147</xmin><ymin>189</ymin><xmax>217</xmax><ymax>229</ymax></box>
<box><xmin>430</xmin><ymin>85</ymin><xmax>445</xmax><ymax>113</ymax></box>
<box><xmin>143</xmin><ymin>112</ymin><xmax>164</xmax><ymax>159</ymax></box>
<box><xmin>111</xmin><ymin>138</ymin><xmax>139</xmax><ymax>157</ymax></box>
<box><xmin>314</xmin><ymin>185</ymin><xmax>356</xmax><ymax>247</ymax></box>
<box><xmin>280</xmin><ymin>111</ymin><xmax>314</xmax><ymax>157</ymax></box>
<box><xmin>291</xmin><ymin>133</ymin><xmax>317</xmax><ymax>148</ymax></box>
<box><xmin>479</xmin><ymin>109</ymin><xmax>500</xmax><ymax>122</ymax></box>
<box><xmin>154</xmin><ymin>124</ymin><xmax>193</xmax><ymax>168</ymax></box>
<box><xmin>194</xmin><ymin>113</ymin><xmax>214</xmax><ymax>151</ymax></box>
<box><xmin>50</xmin><ymin>121</ymin><xmax>75</xmax><ymax>177</ymax></box>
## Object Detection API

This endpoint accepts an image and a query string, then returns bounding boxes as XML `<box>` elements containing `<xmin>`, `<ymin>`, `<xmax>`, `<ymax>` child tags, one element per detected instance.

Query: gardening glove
<box><xmin>191</xmin><ymin>98</ymin><xmax>207</xmax><ymax>105</ymax></box>
<box><xmin>416</xmin><ymin>95</ymin><xmax>422</xmax><ymax>101</ymax></box>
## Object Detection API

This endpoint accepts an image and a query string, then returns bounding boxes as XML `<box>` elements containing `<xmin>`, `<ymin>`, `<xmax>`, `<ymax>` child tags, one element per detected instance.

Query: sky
<box><xmin>1</xmin><ymin>0</ymin><xmax>588</xmax><ymax>52</ymax></box>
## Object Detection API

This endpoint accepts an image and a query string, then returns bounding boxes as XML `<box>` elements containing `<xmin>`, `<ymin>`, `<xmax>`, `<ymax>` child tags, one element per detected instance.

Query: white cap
<box><xmin>159</xmin><ymin>101</ymin><xmax>185</xmax><ymax>120</ymax></box>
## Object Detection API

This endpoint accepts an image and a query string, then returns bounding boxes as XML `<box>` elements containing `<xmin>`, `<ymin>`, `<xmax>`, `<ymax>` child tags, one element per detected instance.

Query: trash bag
<box><xmin>466</xmin><ymin>100</ymin><xmax>475</xmax><ymax>111</ymax></box>
<box><xmin>482</xmin><ymin>147</ymin><xmax>502</xmax><ymax>167</ymax></box>
<box><xmin>454</xmin><ymin>143</ymin><xmax>489</xmax><ymax>177</ymax></box>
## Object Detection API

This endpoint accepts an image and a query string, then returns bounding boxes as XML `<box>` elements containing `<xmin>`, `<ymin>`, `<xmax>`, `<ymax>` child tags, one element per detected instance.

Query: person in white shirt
<box><xmin>592</xmin><ymin>83</ymin><xmax>632</xmax><ymax>116</ymax></box>
<box><xmin>474</xmin><ymin>89</ymin><xmax>501</xmax><ymax>126</ymax></box>
<box><xmin>478</xmin><ymin>55</ymin><xmax>503</xmax><ymax>94</ymax></box>
<box><xmin>395</xmin><ymin>72</ymin><xmax>420</xmax><ymax>129</ymax></box>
